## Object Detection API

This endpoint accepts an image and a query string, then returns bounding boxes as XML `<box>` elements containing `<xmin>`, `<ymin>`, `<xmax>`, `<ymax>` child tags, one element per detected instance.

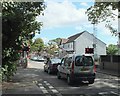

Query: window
<box><xmin>75</xmin><ymin>56</ymin><xmax>93</xmax><ymax>66</ymax></box>
<box><xmin>67</xmin><ymin>57</ymin><xmax>72</xmax><ymax>66</ymax></box>
<box><xmin>75</xmin><ymin>56</ymin><xmax>82</xmax><ymax>66</ymax></box>
<box><xmin>64</xmin><ymin>57</ymin><xmax>68</xmax><ymax>66</ymax></box>
<box><xmin>61</xmin><ymin>58</ymin><xmax>65</xmax><ymax>65</ymax></box>
<box><xmin>68</xmin><ymin>44</ymin><xmax>70</xmax><ymax>48</ymax></box>
<box><xmin>51</xmin><ymin>59</ymin><xmax>61</xmax><ymax>64</ymax></box>
<box><xmin>71</xmin><ymin>44</ymin><xmax>73</xmax><ymax>48</ymax></box>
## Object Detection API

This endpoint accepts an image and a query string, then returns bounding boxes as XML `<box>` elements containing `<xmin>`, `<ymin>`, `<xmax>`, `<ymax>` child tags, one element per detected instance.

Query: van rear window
<box><xmin>75</xmin><ymin>56</ymin><xmax>93</xmax><ymax>66</ymax></box>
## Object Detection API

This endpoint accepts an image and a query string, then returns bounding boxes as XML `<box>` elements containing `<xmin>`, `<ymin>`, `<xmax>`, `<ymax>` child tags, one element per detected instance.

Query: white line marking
<box><xmin>98</xmin><ymin>92</ymin><xmax>108</xmax><ymax>95</ymax></box>
<box><xmin>38</xmin><ymin>83</ymin><xmax>42</xmax><ymax>86</ymax></box>
<box><xmin>42</xmin><ymin>89</ymin><xmax>48</xmax><ymax>94</ymax></box>
<box><xmin>46</xmin><ymin>83</ymin><xmax>50</xmax><ymax>85</ymax></box>
<box><xmin>110</xmin><ymin>91</ymin><xmax>119</xmax><ymax>95</ymax></box>
<box><xmin>44</xmin><ymin>81</ymin><xmax>47</xmax><ymax>83</ymax></box>
<box><xmin>48</xmin><ymin>85</ymin><xmax>54</xmax><ymax>89</ymax></box>
<box><xmin>40</xmin><ymin>86</ymin><xmax>45</xmax><ymax>89</ymax></box>
<box><xmin>51</xmin><ymin>89</ymin><xmax>59</xmax><ymax>93</ymax></box>
<box><xmin>95</xmin><ymin>78</ymin><xmax>101</xmax><ymax>81</ymax></box>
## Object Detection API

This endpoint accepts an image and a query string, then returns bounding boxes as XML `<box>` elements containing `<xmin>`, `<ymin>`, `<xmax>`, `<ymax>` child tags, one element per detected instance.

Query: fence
<box><xmin>99</xmin><ymin>55</ymin><xmax>120</xmax><ymax>73</ymax></box>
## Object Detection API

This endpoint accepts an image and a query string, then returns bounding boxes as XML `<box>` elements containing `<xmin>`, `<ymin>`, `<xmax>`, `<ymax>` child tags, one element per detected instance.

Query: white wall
<box><xmin>63</xmin><ymin>42</ymin><xmax>74</xmax><ymax>51</ymax></box>
<box><xmin>75</xmin><ymin>32</ymin><xmax>106</xmax><ymax>55</ymax></box>
<box><xmin>62</xmin><ymin>32</ymin><xmax>106</xmax><ymax>56</ymax></box>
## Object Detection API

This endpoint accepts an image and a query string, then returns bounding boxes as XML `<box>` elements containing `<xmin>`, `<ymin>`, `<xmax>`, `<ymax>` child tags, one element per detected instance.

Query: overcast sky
<box><xmin>34</xmin><ymin>0</ymin><xmax>118</xmax><ymax>46</ymax></box>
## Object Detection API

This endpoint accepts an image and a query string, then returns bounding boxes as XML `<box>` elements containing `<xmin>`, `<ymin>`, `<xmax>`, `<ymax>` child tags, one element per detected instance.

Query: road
<box><xmin>27</xmin><ymin>59</ymin><xmax>120</xmax><ymax>96</ymax></box>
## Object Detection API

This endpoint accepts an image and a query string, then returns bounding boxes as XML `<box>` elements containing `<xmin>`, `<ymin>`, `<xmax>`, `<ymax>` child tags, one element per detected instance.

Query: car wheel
<box><xmin>89</xmin><ymin>79</ymin><xmax>94</xmax><ymax>84</ymax></box>
<box><xmin>67</xmin><ymin>75</ymin><xmax>73</xmax><ymax>85</ymax></box>
<box><xmin>48</xmin><ymin>68</ymin><xmax>51</xmax><ymax>74</ymax></box>
<box><xmin>57</xmin><ymin>71</ymin><xmax>61</xmax><ymax>79</ymax></box>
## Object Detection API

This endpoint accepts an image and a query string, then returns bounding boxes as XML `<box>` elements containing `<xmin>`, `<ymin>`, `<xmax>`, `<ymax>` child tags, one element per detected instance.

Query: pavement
<box><xmin>96</xmin><ymin>67</ymin><xmax>120</xmax><ymax>77</ymax></box>
<box><xmin>2</xmin><ymin>67</ymin><xmax>44</xmax><ymax>96</ymax></box>
<box><xmin>1</xmin><ymin>65</ymin><xmax>119</xmax><ymax>96</ymax></box>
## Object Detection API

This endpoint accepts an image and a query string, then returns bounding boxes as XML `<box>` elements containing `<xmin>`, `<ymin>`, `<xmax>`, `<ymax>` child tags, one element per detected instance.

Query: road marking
<box><xmin>40</xmin><ymin>86</ymin><xmax>45</xmax><ymax>89</ymax></box>
<box><xmin>38</xmin><ymin>80</ymin><xmax>61</xmax><ymax>95</ymax></box>
<box><xmin>98</xmin><ymin>92</ymin><xmax>108</xmax><ymax>95</ymax></box>
<box><xmin>110</xmin><ymin>91</ymin><xmax>119</xmax><ymax>95</ymax></box>
<box><xmin>42</xmin><ymin>89</ymin><xmax>48</xmax><ymax>94</ymax></box>
<box><xmin>39</xmin><ymin>85</ymin><xmax>48</xmax><ymax>94</ymax></box>
<box><xmin>51</xmin><ymin>89</ymin><xmax>59</xmax><ymax>93</ymax></box>
<box><xmin>44</xmin><ymin>81</ymin><xmax>47</xmax><ymax>83</ymax></box>
<box><xmin>46</xmin><ymin>83</ymin><xmax>50</xmax><ymax>86</ymax></box>
<box><xmin>48</xmin><ymin>85</ymin><xmax>54</xmax><ymax>89</ymax></box>
<box><xmin>95</xmin><ymin>78</ymin><xmax>101</xmax><ymax>81</ymax></box>
<box><xmin>38</xmin><ymin>83</ymin><xmax>42</xmax><ymax>86</ymax></box>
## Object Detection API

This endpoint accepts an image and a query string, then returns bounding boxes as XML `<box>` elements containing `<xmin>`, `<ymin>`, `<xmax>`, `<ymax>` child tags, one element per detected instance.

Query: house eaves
<box><xmin>66</xmin><ymin>31</ymin><xmax>86</xmax><ymax>43</ymax></box>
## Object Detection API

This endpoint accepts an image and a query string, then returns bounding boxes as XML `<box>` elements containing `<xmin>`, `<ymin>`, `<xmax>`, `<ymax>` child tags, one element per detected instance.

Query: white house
<box><xmin>61</xmin><ymin>31</ymin><xmax>106</xmax><ymax>56</ymax></box>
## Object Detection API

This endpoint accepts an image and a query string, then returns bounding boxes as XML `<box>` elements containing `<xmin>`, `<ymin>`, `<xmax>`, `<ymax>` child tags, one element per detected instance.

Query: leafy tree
<box><xmin>86</xmin><ymin>2</ymin><xmax>118</xmax><ymax>35</ymax></box>
<box><xmin>31</xmin><ymin>38</ymin><xmax>44</xmax><ymax>52</ymax></box>
<box><xmin>51</xmin><ymin>38</ymin><xmax>61</xmax><ymax>46</ymax></box>
<box><xmin>43</xmin><ymin>40</ymin><xmax>59</xmax><ymax>56</ymax></box>
<box><xmin>107</xmin><ymin>44</ymin><xmax>118</xmax><ymax>55</ymax></box>
<box><xmin>2</xmin><ymin>2</ymin><xmax>45</xmax><ymax>81</ymax></box>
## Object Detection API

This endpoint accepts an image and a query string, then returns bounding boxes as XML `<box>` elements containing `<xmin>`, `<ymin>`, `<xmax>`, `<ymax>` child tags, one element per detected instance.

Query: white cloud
<box><xmin>36</xmin><ymin>0</ymin><xmax>118</xmax><ymax>45</ymax></box>
<box><xmin>80</xmin><ymin>2</ymin><xmax>89</xmax><ymax>7</ymax></box>
<box><xmin>36</xmin><ymin>1</ymin><xmax>88</xmax><ymax>28</ymax></box>
<box><xmin>41</xmin><ymin>37</ymin><xmax>49</xmax><ymax>44</ymax></box>
<box><xmin>97</xmin><ymin>9</ymin><xmax>118</xmax><ymax>37</ymax></box>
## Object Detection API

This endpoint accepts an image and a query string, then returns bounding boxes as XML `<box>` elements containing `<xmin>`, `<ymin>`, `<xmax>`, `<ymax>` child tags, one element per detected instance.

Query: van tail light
<box><xmin>94</xmin><ymin>64</ymin><xmax>96</xmax><ymax>73</ymax></box>
<box><xmin>71</xmin><ymin>61</ymin><xmax>74</xmax><ymax>74</ymax></box>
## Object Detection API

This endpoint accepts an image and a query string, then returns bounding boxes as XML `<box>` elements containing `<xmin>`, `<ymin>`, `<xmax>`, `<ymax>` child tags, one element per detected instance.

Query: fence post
<box><xmin>111</xmin><ymin>55</ymin><xmax>113</xmax><ymax>63</ymax></box>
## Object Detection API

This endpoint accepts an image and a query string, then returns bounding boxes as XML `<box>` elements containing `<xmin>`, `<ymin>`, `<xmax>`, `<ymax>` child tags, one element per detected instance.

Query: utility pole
<box><xmin>93</xmin><ymin>23</ymin><xmax>97</xmax><ymax>55</ymax></box>
<box><xmin>118</xmin><ymin>1</ymin><xmax>120</xmax><ymax>55</ymax></box>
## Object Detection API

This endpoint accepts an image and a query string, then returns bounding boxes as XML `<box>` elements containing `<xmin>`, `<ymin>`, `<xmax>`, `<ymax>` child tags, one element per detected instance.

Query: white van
<box><xmin>57</xmin><ymin>54</ymin><xmax>96</xmax><ymax>85</ymax></box>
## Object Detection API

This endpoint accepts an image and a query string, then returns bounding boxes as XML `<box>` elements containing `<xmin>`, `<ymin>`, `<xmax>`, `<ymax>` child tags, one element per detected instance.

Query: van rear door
<box><xmin>74</xmin><ymin>56</ymin><xmax>94</xmax><ymax>73</ymax></box>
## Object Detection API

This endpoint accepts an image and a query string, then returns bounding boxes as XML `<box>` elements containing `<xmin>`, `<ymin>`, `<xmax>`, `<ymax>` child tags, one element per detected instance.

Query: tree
<box><xmin>107</xmin><ymin>44</ymin><xmax>118</xmax><ymax>55</ymax></box>
<box><xmin>2</xmin><ymin>2</ymin><xmax>45</xmax><ymax>81</ymax></box>
<box><xmin>51</xmin><ymin>38</ymin><xmax>61</xmax><ymax>46</ymax></box>
<box><xmin>86</xmin><ymin>2</ymin><xmax>118</xmax><ymax>35</ymax></box>
<box><xmin>31</xmin><ymin>38</ymin><xmax>44</xmax><ymax>52</ymax></box>
<box><xmin>43</xmin><ymin>39</ymin><xmax>59</xmax><ymax>57</ymax></box>
<box><xmin>86</xmin><ymin>1</ymin><xmax>120</xmax><ymax>54</ymax></box>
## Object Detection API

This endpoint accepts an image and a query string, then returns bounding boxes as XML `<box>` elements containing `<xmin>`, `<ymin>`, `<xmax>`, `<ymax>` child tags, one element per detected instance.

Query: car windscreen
<box><xmin>51</xmin><ymin>59</ymin><xmax>61</xmax><ymax>64</ymax></box>
<box><xmin>75</xmin><ymin>56</ymin><xmax>93</xmax><ymax>66</ymax></box>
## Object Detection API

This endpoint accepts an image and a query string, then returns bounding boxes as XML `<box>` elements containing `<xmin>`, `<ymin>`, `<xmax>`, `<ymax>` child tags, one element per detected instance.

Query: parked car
<box><xmin>57</xmin><ymin>54</ymin><xmax>96</xmax><ymax>85</ymax></box>
<box><xmin>30</xmin><ymin>55</ymin><xmax>44</xmax><ymax>62</ymax></box>
<box><xmin>37</xmin><ymin>56</ymin><xmax>45</xmax><ymax>62</ymax></box>
<box><xmin>44</xmin><ymin>58</ymin><xmax>61</xmax><ymax>74</ymax></box>
<box><xmin>30</xmin><ymin>55</ymin><xmax>38</xmax><ymax>61</ymax></box>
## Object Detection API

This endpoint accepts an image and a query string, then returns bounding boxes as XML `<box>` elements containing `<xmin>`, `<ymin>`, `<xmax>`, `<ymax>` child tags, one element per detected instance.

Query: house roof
<box><xmin>65</xmin><ymin>31</ymin><xmax>106</xmax><ymax>45</ymax></box>
<box><xmin>60</xmin><ymin>38</ymin><xmax>69</xmax><ymax>44</ymax></box>
<box><xmin>66</xmin><ymin>31</ymin><xmax>85</xmax><ymax>43</ymax></box>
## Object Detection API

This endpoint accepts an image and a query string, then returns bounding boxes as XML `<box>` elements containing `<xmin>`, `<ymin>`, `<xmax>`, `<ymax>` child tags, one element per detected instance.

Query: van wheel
<box><xmin>57</xmin><ymin>71</ymin><xmax>61</xmax><ymax>79</ymax></box>
<box><xmin>67</xmin><ymin>75</ymin><xmax>73</xmax><ymax>85</ymax></box>
<box><xmin>89</xmin><ymin>79</ymin><xmax>94</xmax><ymax>84</ymax></box>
